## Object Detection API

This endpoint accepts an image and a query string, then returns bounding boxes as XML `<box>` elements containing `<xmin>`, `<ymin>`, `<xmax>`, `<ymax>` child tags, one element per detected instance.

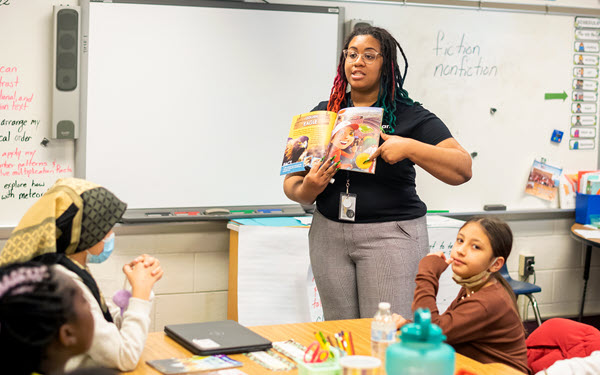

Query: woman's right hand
<box><xmin>302</xmin><ymin>157</ymin><xmax>339</xmax><ymax>195</ymax></box>
<box><xmin>283</xmin><ymin>157</ymin><xmax>339</xmax><ymax>205</ymax></box>
<box><xmin>123</xmin><ymin>254</ymin><xmax>163</xmax><ymax>300</ymax></box>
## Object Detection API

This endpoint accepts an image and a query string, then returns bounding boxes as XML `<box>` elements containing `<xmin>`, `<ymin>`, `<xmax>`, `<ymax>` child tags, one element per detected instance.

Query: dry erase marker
<box><xmin>257</xmin><ymin>209</ymin><xmax>282</xmax><ymax>213</ymax></box>
<box><xmin>145</xmin><ymin>212</ymin><xmax>171</xmax><ymax>217</ymax></box>
<box><xmin>203</xmin><ymin>208</ymin><xmax>231</xmax><ymax>215</ymax></box>
<box><xmin>231</xmin><ymin>210</ymin><xmax>255</xmax><ymax>214</ymax></box>
<box><xmin>174</xmin><ymin>211</ymin><xmax>200</xmax><ymax>216</ymax></box>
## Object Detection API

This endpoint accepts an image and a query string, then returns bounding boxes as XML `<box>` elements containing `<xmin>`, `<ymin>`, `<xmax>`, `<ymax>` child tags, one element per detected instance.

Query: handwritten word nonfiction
<box><xmin>433</xmin><ymin>31</ymin><xmax>498</xmax><ymax>78</ymax></box>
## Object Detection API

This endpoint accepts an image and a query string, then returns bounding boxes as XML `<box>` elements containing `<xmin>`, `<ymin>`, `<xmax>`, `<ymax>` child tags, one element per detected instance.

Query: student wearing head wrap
<box><xmin>0</xmin><ymin>261</ymin><xmax>94</xmax><ymax>375</ymax></box>
<box><xmin>0</xmin><ymin>178</ymin><xmax>163</xmax><ymax>372</ymax></box>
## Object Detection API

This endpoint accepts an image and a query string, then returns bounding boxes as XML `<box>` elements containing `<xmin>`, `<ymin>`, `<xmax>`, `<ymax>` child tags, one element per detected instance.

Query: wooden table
<box><xmin>570</xmin><ymin>223</ymin><xmax>600</xmax><ymax>322</ymax></box>
<box><xmin>123</xmin><ymin>319</ymin><xmax>524</xmax><ymax>375</ymax></box>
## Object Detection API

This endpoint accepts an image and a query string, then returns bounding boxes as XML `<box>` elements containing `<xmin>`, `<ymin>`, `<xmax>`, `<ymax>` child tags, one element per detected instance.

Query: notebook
<box><xmin>164</xmin><ymin>320</ymin><xmax>272</xmax><ymax>355</ymax></box>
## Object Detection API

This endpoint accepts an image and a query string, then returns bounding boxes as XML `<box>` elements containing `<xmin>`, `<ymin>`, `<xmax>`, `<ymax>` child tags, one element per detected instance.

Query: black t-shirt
<box><xmin>312</xmin><ymin>99</ymin><xmax>452</xmax><ymax>223</ymax></box>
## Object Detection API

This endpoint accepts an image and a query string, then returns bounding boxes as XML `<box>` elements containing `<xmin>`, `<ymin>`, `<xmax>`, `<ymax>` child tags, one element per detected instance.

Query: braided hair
<box><xmin>327</xmin><ymin>26</ymin><xmax>416</xmax><ymax>133</ymax></box>
<box><xmin>0</xmin><ymin>262</ymin><xmax>77</xmax><ymax>375</ymax></box>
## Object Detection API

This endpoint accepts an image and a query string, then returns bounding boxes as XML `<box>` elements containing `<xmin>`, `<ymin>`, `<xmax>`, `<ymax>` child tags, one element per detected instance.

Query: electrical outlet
<box><xmin>518</xmin><ymin>254</ymin><xmax>535</xmax><ymax>278</ymax></box>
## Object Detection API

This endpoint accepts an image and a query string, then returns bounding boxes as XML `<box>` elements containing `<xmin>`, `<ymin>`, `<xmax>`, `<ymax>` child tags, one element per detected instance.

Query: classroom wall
<box><xmin>1</xmin><ymin>215</ymin><xmax>595</xmax><ymax>331</ymax></box>
<box><xmin>2</xmin><ymin>0</ymin><xmax>599</xmax><ymax>332</ymax></box>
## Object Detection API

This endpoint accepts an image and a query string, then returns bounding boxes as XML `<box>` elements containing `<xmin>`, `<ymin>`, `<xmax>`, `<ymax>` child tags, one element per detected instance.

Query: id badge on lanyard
<box><xmin>339</xmin><ymin>174</ymin><xmax>356</xmax><ymax>221</ymax></box>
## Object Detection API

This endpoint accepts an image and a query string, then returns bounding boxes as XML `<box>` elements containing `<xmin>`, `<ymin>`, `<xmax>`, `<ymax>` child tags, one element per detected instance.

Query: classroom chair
<box><xmin>499</xmin><ymin>264</ymin><xmax>543</xmax><ymax>326</ymax></box>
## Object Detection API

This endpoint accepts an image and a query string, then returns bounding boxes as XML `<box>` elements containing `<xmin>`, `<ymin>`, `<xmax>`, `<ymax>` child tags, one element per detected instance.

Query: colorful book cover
<box><xmin>280</xmin><ymin>107</ymin><xmax>383</xmax><ymax>175</ymax></box>
<box><xmin>147</xmin><ymin>355</ymin><xmax>243</xmax><ymax>374</ymax></box>
<box><xmin>525</xmin><ymin>160</ymin><xmax>563</xmax><ymax>201</ymax></box>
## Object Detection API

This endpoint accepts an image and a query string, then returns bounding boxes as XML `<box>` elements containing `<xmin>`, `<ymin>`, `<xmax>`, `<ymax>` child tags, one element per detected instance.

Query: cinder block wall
<box><xmin>0</xmin><ymin>215</ymin><xmax>597</xmax><ymax>331</ymax></box>
<box><xmin>507</xmin><ymin>218</ymin><xmax>599</xmax><ymax>319</ymax></box>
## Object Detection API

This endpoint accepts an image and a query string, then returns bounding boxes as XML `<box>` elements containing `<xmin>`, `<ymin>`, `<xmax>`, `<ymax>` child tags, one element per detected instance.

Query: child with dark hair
<box><xmin>0</xmin><ymin>261</ymin><xmax>94</xmax><ymax>375</ymax></box>
<box><xmin>393</xmin><ymin>217</ymin><xmax>530</xmax><ymax>374</ymax></box>
<box><xmin>0</xmin><ymin>178</ymin><xmax>163</xmax><ymax>372</ymax></box>
<box><xmin>283</xmin><ymin>26</ymin><xmax>471</xmax><ymax>320</ymax></box>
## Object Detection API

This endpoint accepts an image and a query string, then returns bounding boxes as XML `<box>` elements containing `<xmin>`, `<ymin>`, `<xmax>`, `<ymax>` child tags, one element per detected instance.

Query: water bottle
<box><xmin>371</xmin><ymin>302</ymin><xmax>396</xmax><ymax>373</ymax></box>
<box><xmin>386</xmin><ymin>308</ymin><xmax>455</xmax><ymax>375</ymax></box>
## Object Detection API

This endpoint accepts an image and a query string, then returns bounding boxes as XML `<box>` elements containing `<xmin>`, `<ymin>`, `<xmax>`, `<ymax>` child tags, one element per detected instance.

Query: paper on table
<box><xmin>296</xmin><ymin>216</ymin><xmax>312</xmax><ymax>225</ymax></box>
<box><xmin>575</xmin><ymin>229</ymin><xmax>600</xmax><ymax>239</ymax></box>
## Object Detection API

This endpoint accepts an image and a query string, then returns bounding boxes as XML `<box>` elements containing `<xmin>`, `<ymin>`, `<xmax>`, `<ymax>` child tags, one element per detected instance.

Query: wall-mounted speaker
<box><xmin>344</xmin><ymin>19</ymin><xmax>374</xmax><ymax>41</ymax></box>
<box><xmin>52</xmin><ymin>5</ymin><xmax>80</xmax><ymax>139</ymax></box>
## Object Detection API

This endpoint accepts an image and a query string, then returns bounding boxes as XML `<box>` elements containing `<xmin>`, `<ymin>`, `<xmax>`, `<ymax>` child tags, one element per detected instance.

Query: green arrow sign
<box><xmin>544</xmin><ymin>91</ymin><xmax>568</xmax><ymax>101</ymax></box>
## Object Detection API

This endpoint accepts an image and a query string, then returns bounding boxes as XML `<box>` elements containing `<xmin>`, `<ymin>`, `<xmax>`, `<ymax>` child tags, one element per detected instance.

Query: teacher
<box><xmin>283</xmin><ymin>26</ymin><xmax>472</xmax><ymax>320</ymax></box>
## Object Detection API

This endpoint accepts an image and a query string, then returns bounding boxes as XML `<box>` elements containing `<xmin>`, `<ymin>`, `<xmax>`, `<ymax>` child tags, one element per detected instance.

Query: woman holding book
<box><xmin>283</xmin><ymin>26</ymin><xmax>472</xmax><ymax>320</ymax></box>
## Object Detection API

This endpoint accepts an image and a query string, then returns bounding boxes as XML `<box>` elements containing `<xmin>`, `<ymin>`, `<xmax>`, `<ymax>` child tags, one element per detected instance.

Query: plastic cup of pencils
<box><xmin>339</xmin><ymin>355</ymin><xmax>381</xmax><ymax>375</ymax></box>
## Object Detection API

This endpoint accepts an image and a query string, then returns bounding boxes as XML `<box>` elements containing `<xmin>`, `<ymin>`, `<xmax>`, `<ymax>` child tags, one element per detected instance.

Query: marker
<box><xmin>145</xmin><ymin>212</ymin><xmax>172</xmax><ymax>217</ymax></box>
<box><xmin>203</xmin><ymin>208</ymin><xmax>231</xmax><ymax>215</ymax></box>
<box><xmin>174</xmin><ymin>211</ymin><xmax>201</xmax><ymax>216</ymax></box>
<box><xmin>256</xmin><ymin>209</ymin><xmax>283</xmax><ymax>214</ymax></box>
<box><xmin>427</xmin><ymin>210</ymin><xmax>450</xmax><ymax>213</ymax></box>
<box><xmin>230</xmin><ymin>210</ymin><xmax>255</xmax><ymax>214</ymax></box>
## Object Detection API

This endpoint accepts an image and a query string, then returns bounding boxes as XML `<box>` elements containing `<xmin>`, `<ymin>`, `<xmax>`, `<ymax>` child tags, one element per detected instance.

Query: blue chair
<box><xmin>499</xmin><ymin>264</ymin><xmax>542</xmax><ymax>326</ymax></box>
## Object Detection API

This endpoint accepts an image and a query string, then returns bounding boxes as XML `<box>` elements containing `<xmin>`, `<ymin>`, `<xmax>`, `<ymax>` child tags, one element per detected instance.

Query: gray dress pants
<box><xmin>309</xmin><ymin>210</ymin><xmax>429</xmax><ymax>320</ymax></box>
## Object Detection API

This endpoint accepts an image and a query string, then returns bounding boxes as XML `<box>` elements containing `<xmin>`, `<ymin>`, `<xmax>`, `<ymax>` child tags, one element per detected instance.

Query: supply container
<box><xmin>385</xmin><ymin>308</ymin><xmax>455</xmax><ymax>375</ymax></box>
<box><xmin>576</xmin><ymin>193</ymin><xmax>600</xmax><ymax>225</ymax></box>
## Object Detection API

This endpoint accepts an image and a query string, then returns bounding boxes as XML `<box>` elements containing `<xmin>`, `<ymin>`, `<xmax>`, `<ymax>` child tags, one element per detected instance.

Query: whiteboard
<box><xmin>79</xmin><ymin>0</ymin><xmax>341</xmax><ymax>209</ymax></box>
<box><xmin>0</xmin><ymin>0</ymin><xmax>76</xmax><ymax>227</ymax></box>
<box><xmin>397</xmin><ymin>7</ymin><xmax>598</xmax><ymax>212</ymax></box>
<box><xmin>279</xmin><ymin>0</ymin><xmax>600</xmax><ymax>212</ymax></box>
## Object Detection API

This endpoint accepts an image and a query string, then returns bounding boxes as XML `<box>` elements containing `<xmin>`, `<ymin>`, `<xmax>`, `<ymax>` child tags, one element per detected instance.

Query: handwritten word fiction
<box><xmin>433</xmin><ymin>31</ymin><xmax>498</xmax><ymax>78</ymax></box>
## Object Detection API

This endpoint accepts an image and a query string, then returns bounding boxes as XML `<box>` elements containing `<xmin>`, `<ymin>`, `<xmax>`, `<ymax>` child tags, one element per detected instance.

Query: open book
<box><xmin>147</xmin><ymin>354</ymin><xmax>243</xmax><ymax>374</ymax></box>
<box><xmin>280</xmin><ymin>107</ymin><xmax>384</xmax><ymax>175</ymax></box>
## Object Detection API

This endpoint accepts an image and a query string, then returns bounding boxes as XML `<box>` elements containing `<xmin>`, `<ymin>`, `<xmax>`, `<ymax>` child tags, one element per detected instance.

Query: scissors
<box><xmin>304</xmin><ymin>341</ymin><xmax>330</xmax><ymax>363</ymax></box>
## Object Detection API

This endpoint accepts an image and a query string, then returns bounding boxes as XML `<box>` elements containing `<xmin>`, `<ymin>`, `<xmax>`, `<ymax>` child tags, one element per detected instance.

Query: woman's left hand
<box><xmin>368</xmin><ymin>132</ymin><xmax>414</xmax><ymax>165</ymax></box>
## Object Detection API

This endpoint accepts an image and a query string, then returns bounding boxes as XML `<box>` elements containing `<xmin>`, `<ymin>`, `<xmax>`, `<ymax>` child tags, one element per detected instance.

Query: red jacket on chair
<box><xmin>526</xmin><ymin>318</ymin><xmax>600</xmax><ymax>373</ymax></box>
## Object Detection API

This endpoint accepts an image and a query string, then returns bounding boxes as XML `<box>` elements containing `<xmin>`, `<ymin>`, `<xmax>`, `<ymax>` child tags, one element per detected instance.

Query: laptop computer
<box><xmin>164</xmin><ymin>320</ymin><xmax>272</xmax><ymax>355</ymax></box>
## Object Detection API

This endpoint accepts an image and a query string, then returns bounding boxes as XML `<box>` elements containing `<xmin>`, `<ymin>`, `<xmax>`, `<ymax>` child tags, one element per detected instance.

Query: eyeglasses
<box><xmin>343</xmin><ymin>49</ymin><xmax>382</xmax><ymax>64</ymax></box>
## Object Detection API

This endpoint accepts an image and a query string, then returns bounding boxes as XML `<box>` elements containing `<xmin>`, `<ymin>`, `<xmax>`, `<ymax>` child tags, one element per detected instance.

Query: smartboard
<box><xmin>78</xmin><ymin>0</ymin><xmax>341</xmax><ymax>210</ymax></box>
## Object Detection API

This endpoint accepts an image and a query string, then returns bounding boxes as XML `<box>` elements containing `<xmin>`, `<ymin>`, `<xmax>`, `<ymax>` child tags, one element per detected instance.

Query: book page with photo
<box><xmin>280</xmin><ymin>107</ymin><xmax>383</xmax><ymax>175</ymax></box>
<box><xmin>324</xmin><ymin>107</ymin><xmax>383</xmax><ymax>174</ymax></box>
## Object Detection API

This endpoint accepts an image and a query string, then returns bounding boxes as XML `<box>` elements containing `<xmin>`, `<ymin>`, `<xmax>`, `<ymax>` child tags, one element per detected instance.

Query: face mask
<box><xmin>87</xmin><ymin>232</ymin><xmax>115</xmax><ymax>264</ymax></box>
<box><xmin>452</xmin><ymin>257</ymin><xmax>499</xmax><ymax>289</ymax></box>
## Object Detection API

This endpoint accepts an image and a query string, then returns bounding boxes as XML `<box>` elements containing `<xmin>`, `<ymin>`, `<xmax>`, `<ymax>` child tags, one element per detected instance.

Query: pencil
<box><xmin>335</xmin><ymin>333</ymin><xmax>344</xmax><ymax>354</ymax></box>
<box><xmin>343</xmin><ymin>331</ymin><xmax>351</xmax><ymax>354</ymax></box>
<box><xmin>314</xmin><ymin>332</ymin><xmax>325</xmax><ymax>349</ymax></box>
<box><xmin>318</xmin><ymin>331</ymin><xmax>328</xmax><ymax>348</ymax></box>
<box><xmin>348</xmin><ymin>331</ymin><xmax>355</xmax><ymax>355</ymax></box>
<box><xmin>327</xmin><ymin>335</ymin><xmax>336</xmax><ymax>348</ymax></box>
